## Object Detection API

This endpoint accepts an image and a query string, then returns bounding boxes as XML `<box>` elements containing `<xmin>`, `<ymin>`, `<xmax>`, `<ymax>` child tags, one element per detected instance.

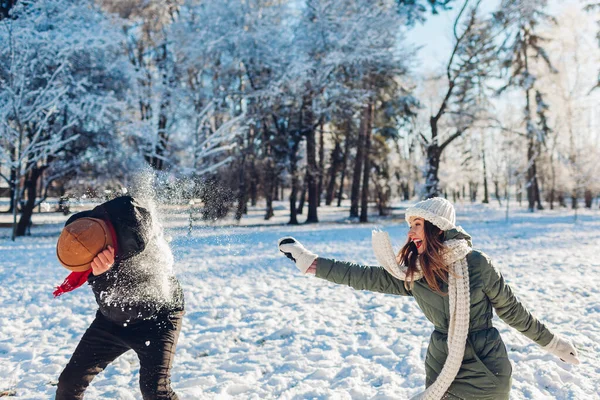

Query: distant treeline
<box><xmin>1</xmin><ymin>0</ymin><xmax>599</xmax><ymax>239</ymax></box>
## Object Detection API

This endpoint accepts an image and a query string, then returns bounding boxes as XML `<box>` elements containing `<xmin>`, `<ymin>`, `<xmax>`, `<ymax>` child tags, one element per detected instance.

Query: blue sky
<box><xmin>406</xmin><ymin>0</ymin><xmax>574</xmax><ymax>69</ymax></box>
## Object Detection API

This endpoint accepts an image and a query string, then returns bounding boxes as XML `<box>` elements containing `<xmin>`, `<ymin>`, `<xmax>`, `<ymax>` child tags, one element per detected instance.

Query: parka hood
<box><xmin>443</xmin><ymin>226</ymin><xmax>473</xmax><ymax>247</ymax></box>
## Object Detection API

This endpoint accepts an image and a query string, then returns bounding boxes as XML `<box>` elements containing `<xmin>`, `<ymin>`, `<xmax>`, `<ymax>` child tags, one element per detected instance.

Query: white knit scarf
<box><xmin>372</xmin><ymin>230</ymin><xmax>472</xmax><ymax>400</ymax></box>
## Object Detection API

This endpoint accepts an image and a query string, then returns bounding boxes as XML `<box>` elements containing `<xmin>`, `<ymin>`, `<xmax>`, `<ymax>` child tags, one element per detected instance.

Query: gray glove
<box><xmin>278</xmin><ymin>237</ymin><xmax>318</xmax><ymax>274</ymax></box>
<box><xmin>543</xmin><ymin>335</ymin><xmax>580</xmax><ymax>365</ymax></box>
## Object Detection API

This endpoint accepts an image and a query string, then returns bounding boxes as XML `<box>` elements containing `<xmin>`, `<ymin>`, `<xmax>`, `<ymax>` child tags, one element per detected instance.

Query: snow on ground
<box><xmin>0</xmin><ymin>200</ymin><xmax>599</xmax><ymax>399</ymax></box>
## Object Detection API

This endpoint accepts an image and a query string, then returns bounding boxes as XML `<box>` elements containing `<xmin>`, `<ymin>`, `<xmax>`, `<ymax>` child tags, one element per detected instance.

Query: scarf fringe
<box><xmin>53</xmin><ymin>270</ymin><xmax>92</xmax><ymax>297</ymax></box>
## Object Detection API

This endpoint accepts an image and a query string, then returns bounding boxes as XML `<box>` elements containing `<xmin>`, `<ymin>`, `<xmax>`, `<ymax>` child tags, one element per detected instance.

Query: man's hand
<box><xmin>91</xmin><ymin>245</ymin><xmax>115</xmax><ymax>276</ymax></box>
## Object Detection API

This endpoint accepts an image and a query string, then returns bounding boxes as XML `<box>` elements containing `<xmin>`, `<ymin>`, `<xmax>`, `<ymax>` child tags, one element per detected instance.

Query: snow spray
<box><xmin>100</xmin><ymin>168</ymin><xmax>180</xmax><ymax>317</ymax></box>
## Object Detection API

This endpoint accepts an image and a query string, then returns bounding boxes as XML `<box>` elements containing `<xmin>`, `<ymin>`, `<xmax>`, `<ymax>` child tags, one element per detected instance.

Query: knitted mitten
<box><xmin>278</xmin><ymin>237</ymin><xmax>318</xmax><ymax>274</ymax></box>
<box><xmin>543</xmin><ymin>335</ymin><xmax>580</xmax><ymax>365</ymax></box>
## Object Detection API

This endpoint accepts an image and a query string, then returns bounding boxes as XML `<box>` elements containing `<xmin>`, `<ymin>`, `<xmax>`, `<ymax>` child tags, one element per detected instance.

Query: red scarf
<box><xmin>53</xmin><ymin>217</ymin><xmax>119</xmax><ymax>297</ymax></box>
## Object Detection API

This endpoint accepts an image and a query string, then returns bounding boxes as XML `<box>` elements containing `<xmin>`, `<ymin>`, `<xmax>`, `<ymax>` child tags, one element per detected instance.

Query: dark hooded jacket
<box><xmin>65</xmin><ymin>196</ymin><xmax>184</xmax><ymax>323</ymax></box>
<box><xmin>315</xmin><ymin>227</ymin><xmax>554</xmax><ymax>400</ymax></box>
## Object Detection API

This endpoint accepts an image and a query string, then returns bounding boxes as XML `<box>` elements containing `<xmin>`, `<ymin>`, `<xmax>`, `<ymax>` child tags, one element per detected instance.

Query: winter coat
<box><xmin>65</xmin><ymin>196</ymin><xmax>184</xmax><ymax>323</ymax></box>
<box><xmin>315</xmin><ymin>228</ymin><xmax>554</xmax><ymax>400</ymax></box>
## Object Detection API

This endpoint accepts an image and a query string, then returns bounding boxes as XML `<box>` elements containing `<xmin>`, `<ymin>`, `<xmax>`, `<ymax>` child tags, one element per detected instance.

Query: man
<box><xmin>53</xmin><ymin>195</ymin><xmax>184</xmax><ymax>400</ymax></box>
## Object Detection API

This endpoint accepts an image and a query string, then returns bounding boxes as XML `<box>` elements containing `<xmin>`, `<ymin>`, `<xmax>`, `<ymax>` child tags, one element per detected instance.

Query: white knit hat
<box><xmin>405</xmin><ymin>197</ymin><xmax>456</xmax><ymax>231</ymax></box>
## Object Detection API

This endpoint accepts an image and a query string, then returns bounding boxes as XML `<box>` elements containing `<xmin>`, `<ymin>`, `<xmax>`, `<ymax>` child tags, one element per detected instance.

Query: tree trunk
<box><xmin>526</xmin><ymin>138</ymin><xmax>536</xmax><ymax>212</ymax></box>
<box><xmin>145</xmin><ymin>43</ymin><xmax>172</xmax><ymax>171</ymax></box>
<box><xmin>5</xmin><ymin>167</ymin><xmax>16</xmax><ymax>213</ymax></box>
<box><xmin>482</xmin><ymin>146</ymin><xmax>489</xmax><ymax>204</ymax></box>
<box><xmin>11</xmin><ymin>129</ymin><xmax>24</xmax><ymax>241</ymax></box>
<box><xmin>274</xmin><ymin>181</ymin><xmax>280</xmax><ymax>201</ymax></box>
<box><xmin>306</xmin><ymin>124</ymin><xmax>319</xmax><ymax>222</ymax></box>
<box><xmin>375</xmin><ymin>175</ymin><xmax>390</xmax><ymax>216</ymax></box>
<box><xmin>350</xmin><ymin>115</ymin><xmax>365</xmax><ymax>217</ymax></box>
<box><xmin>494</xmin><ymin>180</ymin><xmax>502</xmax><ymax>206</ymax></box>
<box><xmin>10</xmin><ymin>171</ymin><xmax>20</xmax><ymax>241</ymax></box>
<box><xmin>16</xmin><ymin>166</ymin><xmax>46</xmax><ymax>237</ymax></box>
<box><xmin>523</xmin><ymin>73</ymin><xmax>544</xmax><ymax>211</ymax></box>
<box><xmin>157</xmin><ymin>107</ymin><xmax>168</xmax><ymax>170</ymax></box>
<box><xmin>297</xmin><ymin>171</ymin><xmax>307</xmax><ymax>215</ymax></box>
<box><xmin>264</xmin><ymin>160</ymin><xmax>275</xmax><ymax>220</ymax></box>
<box><xmin>288</xmin><ymin>141</ymin><xmax>301</xmax><ymax>225</ymax></box>
<box><xmin>425</xmin><ymin>144</ymin><xmax>442</xmax><ymax>199</ymax></box>
<box><xmin>549</xmin><ymin>172</ymin><xmax>555</xmax><ymax>210</ymax></box>
<box><xmin>377</xmin><ymin>190</ymin><xmax>389</xmax><ymax>216</ymax></box>
<box><xmin>265</xmin><ymin>192</ymin><xmax>274</xmax><ymax>219</ymax></box>
<box><xmin>360</xmin><ymin>103</ymin><xmax>373</xmax><ymax>223</ymax></box>
<box><xmin>317</xmin><ymin>121</ymin><xmax>325</xmax><ymax>207</ymax></box>
<box><xmin>534</xmin><ymin>165</ymin><xmax>543</xmax><ymax>210</ymax></box>
<box><xmin>549</xmin><ymin>148</ymin><xmax>557</xmax><ymax>210</ymax></box>
<box><xmin>144</xmin><ymin>108</ymin><xmax>169</xmax><ymax>170</ymax></box>
<box><xmin>302</xmin><ymin>92</ymin><xmax>319</xmax><ymax>223</ymax></box>
<box><xmin>584</xmin><ymin>189</ymin><xmax>593</xmax><ymax>208</ymax></box>
<box><xmin>234</xmin><ymin>155</ymin><xmax>247</xmax><ymax>222</ymax></box>
<box><xmin>558</xmin><ymin>192</ymin><xmax>566</xmax><ymax>207</ymax></box>
<box><xmin>469</xmin><ymin>181</ymin><xmax>478</xmax><ymax>202</ymax></box>
<box><xmin>522</xmin><ymin>40</ymin><xmax>540</xmax><ymax>212</ymax></box>
<box><xmin>401</xmin><ymin>183</ymin><xmax>410</xmax><ymax>201</ymax></box>
<box><xmin>250</xmin><ymin>161</ymin><xmax>258</xmax><ymax>207</ymax></box>
<box><xmin>424</xmin><ymin>108</ymin><xmax>445</xmax><ymax>199</ymax></box>
<box><xmin>337</xmin><ymin>124</ymin><xmax>351</xmax><ymax>207</ymax></box>
<box><xmin>269</xmin><ymin>179</ymin><xmax>277</xmax><ymax>218</ymax></box>
<box><xmin>325</xmin><ymin>139</ymin><xmax>342</xmax><ymax>206</ymax></box>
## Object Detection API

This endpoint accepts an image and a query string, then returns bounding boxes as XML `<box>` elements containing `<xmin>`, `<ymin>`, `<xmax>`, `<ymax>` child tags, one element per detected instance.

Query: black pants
<box><xmin>56</xmin><ymin>311</ymin><xmax>183</xmax><ymax>400</ymax></box>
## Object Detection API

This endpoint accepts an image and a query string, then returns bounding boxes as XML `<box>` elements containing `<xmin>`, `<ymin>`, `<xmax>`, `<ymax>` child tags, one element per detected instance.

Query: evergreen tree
<box><xmin>494</xmin><ymin>0</ymin><xmax>556</xmax><ymax>211</ymax></box>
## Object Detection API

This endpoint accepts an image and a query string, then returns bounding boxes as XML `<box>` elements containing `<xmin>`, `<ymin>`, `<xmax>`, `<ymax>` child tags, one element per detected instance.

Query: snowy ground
<box><xmin>0</xmin><ymin>200</ymin><xmax>599</xmax><ymax>399</ymax></box>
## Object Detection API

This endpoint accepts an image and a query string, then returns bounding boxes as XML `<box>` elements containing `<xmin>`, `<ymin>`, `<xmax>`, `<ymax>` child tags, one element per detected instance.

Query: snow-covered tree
<box><xmin>168</xmin><ymin>0</ymin><xmax>291</xmax><ymax>219</ymax></box>
<box><xmin>419</xmin><ymin>0</ymin><xmax>498</xmax><ymax>198</ymax></box>
<box><xmin>0</xmin><ymin>0</ymin><xmax>15</xmax><ymax>20</ymax></box>
<box><xmin>584</xmin><ymin>1</ymin><xmax>600</xmax><ymax>89</ymax></box>
<box><xmin>494</xmin><ymin>0</ymin><xmax>557</xmax><ymax>211</ymax></box>
<box><xmin>0</xmin><ymin>0</ymin><xmax>129</xmax><ymax>239</ymax></box>
<box><xmin>288</xmin><ymin>0</ymin><xmax>414</xmax><ymax>222</ymax></box>
<box><xmin>99</xmin><ymin>0</ymin><xmax>180</xmax><ymax>171</ymax></box>
<box><xmin>396</xmin><ymin>0</ymin><xmax>457</xmax><ymax>24</ymax></box>
<box><xmin>538</xmin><ymin>5</ymin><xmax>600</xmax><ymax>209</ymax></box>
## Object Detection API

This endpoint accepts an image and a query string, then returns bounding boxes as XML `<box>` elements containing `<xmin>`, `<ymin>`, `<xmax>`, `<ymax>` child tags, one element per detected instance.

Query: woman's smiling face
<box><xmin>408</xmin><ymin>217</ymin><xmax>426</xmax><ymax>254</ymax></box>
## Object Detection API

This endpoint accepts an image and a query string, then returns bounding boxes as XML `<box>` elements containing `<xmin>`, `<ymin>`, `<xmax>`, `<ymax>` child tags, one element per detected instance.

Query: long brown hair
<box><xmin>398</xmin><ymin>220</ymin><xmax>449</xmax><ymax>295</ymax></box>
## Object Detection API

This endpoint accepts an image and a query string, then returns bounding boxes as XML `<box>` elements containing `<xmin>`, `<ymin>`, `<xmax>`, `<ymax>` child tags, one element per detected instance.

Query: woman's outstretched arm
<box><xmin>314</xmin><ymin>257</ymin><xmax>413</xmax><ymax>296</ymax></box>
<box><xmin>278</xmin><ymin>236</ymin><xmax>412</xmax><ymax>296</ymax></box>
<box><xmin>476</xmin><ymin>251</ymin><xmax>554</xmax><ymax>346</ymax></box>
<box><xmin>479</xmin><ymin>252</ymin><xmax>580</xmax><ymax>364</ymax></box>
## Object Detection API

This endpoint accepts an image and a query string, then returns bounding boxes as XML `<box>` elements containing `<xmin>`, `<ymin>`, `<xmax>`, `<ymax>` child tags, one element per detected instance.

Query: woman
<box><xmin>278</xmin><ymin>197</ymin><xmax>579</xmax><ymax>400</ymax></box>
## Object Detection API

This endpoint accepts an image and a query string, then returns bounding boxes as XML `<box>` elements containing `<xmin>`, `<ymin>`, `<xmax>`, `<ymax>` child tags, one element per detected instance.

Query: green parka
<box><xmin>315</xmin><ymin>228</ymin><xmax>554</xmax><ymax>400</ymax></box>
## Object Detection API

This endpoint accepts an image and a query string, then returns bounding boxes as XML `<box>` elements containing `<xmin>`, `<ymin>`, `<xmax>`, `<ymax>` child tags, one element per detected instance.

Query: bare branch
<box><xmin>439</xmin><ymin>129</ymin><xmax>467</xmax><ymax>152</ymax></box>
